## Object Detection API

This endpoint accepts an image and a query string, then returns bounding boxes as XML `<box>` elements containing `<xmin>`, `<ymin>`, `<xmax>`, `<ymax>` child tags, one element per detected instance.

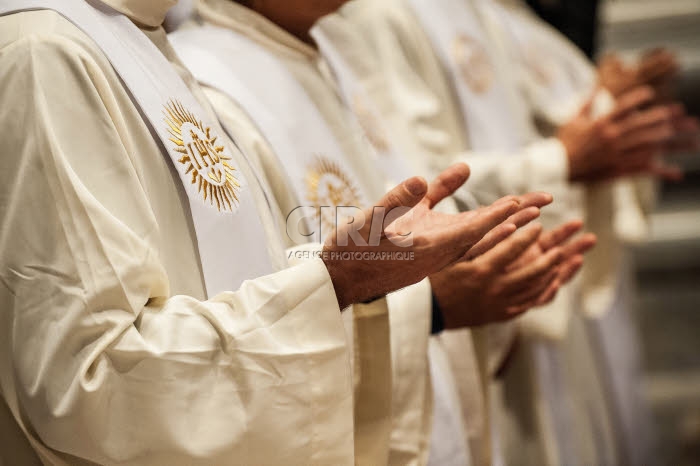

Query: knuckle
<box><xmin>490</xmin><ymin>282</ymin><xmax>505</xmax><ymax>296</ymax></box>
<box><xmin>501</xmin><ymin>195</ymin><xmax>518</xmax><ymax>205</ymax></box>
<box><xmin>602</xmin><ymin>126</ymin><xmax>619</xmax><ymax>141</ymax></box>
<box><xmin>386</xmin><ymin>192</ymin><xmax>402</xmax><ymax>207</ymax></box>
<box><xmin>473</xmin><ymin>263</ymin><xmax>492</xmax><ymax>278</ymax></box>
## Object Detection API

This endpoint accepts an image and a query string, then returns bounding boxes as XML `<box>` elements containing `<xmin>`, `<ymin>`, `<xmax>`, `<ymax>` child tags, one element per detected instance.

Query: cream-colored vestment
<box><xmin>312</xmin><ymin>11</ymin><xmax>498</xmax><ymax>466</ymax></box>
<box><xmin>176</xmin><ymin>1</ymin><xmax>436</xmax><ymax>465</ymax></box>
<box><xmin>313</xmin><ymin>2</ymin><xmax>551</xmax><ymax>466</ymax></box>
<box><xmin>319</xmin><ymin>1</ymin><xmax>623</xmax><ymax>465</ymax></box>
<box><xmin>0</xmin><ymin>2</ymin><xmax>357</xmax><ymax>465</ymax></box>
<box><xmin>485</xmin><ymin>2</ymin><xmax>657</xmax><ymax>464</ymax></box>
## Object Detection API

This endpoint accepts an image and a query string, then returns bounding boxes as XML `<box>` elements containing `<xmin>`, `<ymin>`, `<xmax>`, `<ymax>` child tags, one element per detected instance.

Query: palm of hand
<box><xmin>388</xmin><ymin>200</ymin><xmax>486</xmax><ymax>256</ymax></box>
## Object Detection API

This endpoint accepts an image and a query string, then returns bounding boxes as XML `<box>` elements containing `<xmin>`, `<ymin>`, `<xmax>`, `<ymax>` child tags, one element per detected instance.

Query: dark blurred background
<box><xmin>527</xmin><ymin>0</ymin><xmax>700</xmax><ymax>464</ymax></box>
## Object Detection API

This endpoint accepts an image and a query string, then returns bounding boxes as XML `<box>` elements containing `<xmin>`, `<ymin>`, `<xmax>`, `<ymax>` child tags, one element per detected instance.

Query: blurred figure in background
<box><xmin>481</xmin><ymin>3</ymin><xmax>699</xmax><ymax>465</ymax></box>
<box><xmin>311</xmin><ymin>0</ymin><xmax>698</xmax><ymax>465</ymax></box>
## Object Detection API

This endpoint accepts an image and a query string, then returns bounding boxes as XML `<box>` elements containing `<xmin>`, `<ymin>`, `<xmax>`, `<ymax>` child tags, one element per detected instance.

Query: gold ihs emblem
<box><xmin>451</xmin><ymin>33</ymin><xmax>494</xmax><ymax>94</ymax></box>
<box><xmin>305</xmin><ymin>156</ymin><xmax>362</xmax><ymax>233</ymax></box>
<box><xmin>164</xmin><ymin>100</ymin><xmax>241</xmax><ymax>212</ymax></box>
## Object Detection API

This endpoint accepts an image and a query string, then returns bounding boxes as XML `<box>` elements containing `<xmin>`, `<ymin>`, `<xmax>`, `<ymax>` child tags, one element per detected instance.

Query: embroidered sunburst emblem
<box><xmin>305</xmin><ymin>156</ymin><xmax>362</xmax><ymax>233</ymax></box>
<box><xmin>451</xmin><ymin>33</ymin><xmax>494</xmax><ymax>94</ymax></box>
<box><xmin>164</xmin><ymin>99</ymin><xmax>241</xmax><ymax>212</ymax></box>
<box><xmin>525</xmin><ymin>45</ymin><xmax>554</xmax><ymax>86</ymax></box>
<box><xmin>352</xmin><ymin>94</ymin><xmax>390</xmax><ymax>154</ymax></box>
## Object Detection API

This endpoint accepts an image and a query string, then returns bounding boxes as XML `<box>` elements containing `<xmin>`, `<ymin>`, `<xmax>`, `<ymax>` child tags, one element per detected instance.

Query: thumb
<box><xmin>424</xmin><ymin>163</ymin><xmax>471</xmax><ymax>208</ymax></box>
<box><xmin>375</xmin><ymin>176</ymin><xmax>428</xmax><ymax>215</ymax></box>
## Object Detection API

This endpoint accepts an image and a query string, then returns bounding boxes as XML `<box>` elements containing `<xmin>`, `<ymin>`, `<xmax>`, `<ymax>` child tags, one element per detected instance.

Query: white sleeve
<box><xmin>0</xmin><ymin>31</ymin><xmax>352</xmax><ymax>466</ymax></box>
<box><xmin>451</xmin><ymin>139</ymin><xmax>573</xmax><ymax>224</ymax></box>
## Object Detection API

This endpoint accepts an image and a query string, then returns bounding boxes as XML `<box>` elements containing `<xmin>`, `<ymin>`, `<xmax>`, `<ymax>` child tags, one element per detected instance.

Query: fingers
<box><xmin>639</xmin><ymin>49</ymin><xmax>679</xmax><ymax>83</ymax></box>
<box><xmin>506</xmin><ymin>277</ymin><xmax>561</xmax><ymax>316</ymax></box>
<box><xmin>424</xmin><ymin>163</ymin><xmax>471</xmax><ymax>209</ymax></box>
<box><xmin>452</xmin><ymin>198</ymin><xmax>520</xmax><ymax>250</ymax></box>
<box><xmin>477</xmin><ymin>223</ymin><xmax>543</xmax><ymax>271</ymax></box>
<box><xmin>504</xmin><ymin>206</ymin><xmax>541</xmax><ymax>230</ymax></box>
<box><xmin>618</xmin><ymin>122</ymin><xmax>674</xmax><ymax>152</ymax></box>
<box><xmin>642</xmin><ymin>47</ymin><xmax>676</xmax><ymax>64</ymax></box>
<box><xmin>463</xmin><ymin>222</ymin><xmax>517</xmax><ymax>261</ymax></box>
<box><xmin>607</xmin><ymin>86</ymin><xmax>656</xmax><ymax>122</ymax></box>
<box><xmin>560</xmin><ymin>233</ymin><xmax>597</xmax><ymax>259</ymax></box>
<box><xmin>509</xmin><ymin>268</ymin><xmax>560</xmax><ymax>305</ymax></box>
<box><xmin>535</xmin><ymin>279</ymin><xmax>561</xmax><ymax>306</ymax></box>
<box><xmin>514</xmin><ymin>191</ymin><xmax>554</xmax><ymax>210</ymax></box>
<box><xmin>609</xmin><ymin>156</ymin><xmax>683</xmax><ymax>182</ymax></box>
<box><xmin>648</xmin><ymin>162</ymin><xmax>684</xmax><ymax>181</ymax></box>
<box><xmin>674</xmin><ymin>114</ymin><xmax>700</xmax><ymax>133</ymax></box>
<box><xmin>558</xmin><ymin>255</ymin><xmax>585</xmax><ymax>285</ymax></box>
<box><xmin>510</xmin><ymin>243</ymin><xmax>590</xmax><ymax>309</ymax></box>
<box><xmin>671</xmin><ymin>113</ymin><xmax>700</xmax><ymax>143</ymax></box>
<box><xmin>375</xmin><ymin>176</ymin><xmax>427</xmax><ymax>225</ymax></box>
<box><xmin>665</xmin><ymin>113</ymin><xmax>700</xmax><ymax>154</ymax></box>
<box><xmin>598</xmin><ymin>53</ymin><xmax>622</xmax><ymax>69</ymax></box>
<box><xmin>617</xmin><ymin>105</ymin><xmax>674</xmax><ymax>138</ymax></box>
<box><xmin>538</xmin><ymin>220</ymin><xmax>584</xmax><ymax>251</ymax></box>
<box><xmin>503</xmin><ymin>246</ymin><xmax>564</xmax><ymax>290</ymax></box>
<box><xmin>485</xmin><ymin>192</ymin><xmax>550</xmax><ymax>224</ymax></box>
<box><xmin>640</xmin><ymin>58</ymin><xmax>676</xmax><ymax>82</ymax></box>
<box><xmin>668</xmin><ymin>103</ymin><xmax>687</xmax><ymax>120</ymax></box>
<box><xmin>666</xmin><ymin>136</ymin><xmax>700</xmax><ymax>155</ymax></box>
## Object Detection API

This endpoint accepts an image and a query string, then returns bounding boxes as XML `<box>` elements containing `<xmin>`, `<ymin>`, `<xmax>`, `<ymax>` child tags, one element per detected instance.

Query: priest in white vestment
<box><xmin>169</xmin><ymin>1</ymin><xmax>597</xmax><ymax>465</ymax></box>
<box><xmin>0</xmin><ymin>1</ymin><xmax>560</xmax><ymax>464</ymax></box>
<box><xmin>480</xmin><ymin>3</ymin><xmax>699</xmax><ymax>465</ymax></box>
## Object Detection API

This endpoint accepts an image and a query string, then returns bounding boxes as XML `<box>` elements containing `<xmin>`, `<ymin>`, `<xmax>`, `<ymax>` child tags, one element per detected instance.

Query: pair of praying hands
<box><xmin>560</xmin><ymin>49</ymin><xmax>700</xmax><ymax>184</ymax></box>
<box><xmin>323</xmin><ymin>163</ymin><xmax>593</xmax><ymax>327</ymax></box>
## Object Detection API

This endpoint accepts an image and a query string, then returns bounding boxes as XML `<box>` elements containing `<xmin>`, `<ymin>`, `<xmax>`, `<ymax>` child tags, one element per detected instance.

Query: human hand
<box><xmin>429</xmin><ymin>220</ymin><xmax>595</xmax><ymax>328</ymax></box>
<box><xmin>559</xmin><ymin>86</ymin><xmax>678</xmax><ymax>183</ymax></box>
<box><xmin>598</xmin><ymin>50</ymin><xmax>679</xmax><ymax>100</ymax></box>
<box><xmin>322</xmin><ymin>164</ymin><xmax>551</xmax><ymax>308</ymax></box>
<box><xmin>507</xmin><ymin>220</ymin><xmax>596</xmax><ymax>309</ymax></box>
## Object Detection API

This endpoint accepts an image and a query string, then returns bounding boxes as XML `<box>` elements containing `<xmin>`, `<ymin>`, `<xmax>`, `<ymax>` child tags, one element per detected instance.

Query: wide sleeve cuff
<box><xmin>286</xmin><ymin>246</ymin><xmax>396</xmax><ymax>465</ymax></box>
<box><xmin>451</xmin><ymin>138</ymin><xmax>571</xmax><ymax>211</ymax></box>
<box><xmin>262</xmin><ymin>258</ymin><xmax>355</xmax><ymax>465</ymax></box>
<box><xmin>591</xmin><ymin>87</ymin><xmax>616</xmax><ymax>118</ymax></box>
<box><xmin>524</xmin><ymin>137</ymin><xmax>570</xmax><ymax>190</ymax></box>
